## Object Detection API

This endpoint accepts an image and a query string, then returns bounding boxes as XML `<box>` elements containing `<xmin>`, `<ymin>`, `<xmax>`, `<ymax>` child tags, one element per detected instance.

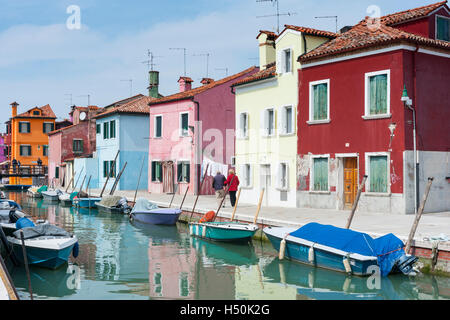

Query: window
<box><xmin>179</xmin><ymin>272</ymin><xmax>189</xmax><ymax>297</ymax></box>
<box><xmin>262</xmin><ymin>108</ymin><xmax>275</xmax><ymax>136</ymax></box>
<box><xmin>312</xmin><ymin>157</ymin><xmax>328</xmax><ymax>191</ymax></box>
<box><xmin>436</xmin><ymin>15</ymin><xmax>450</xmax><ymax>41</ymax></box>
<box><xmin>238</xmin><ymin>112</ymin><xmax>249</xmax><ymax>138</ymax></box>
<box><xmin>177</xmin><ymin>161</ymin><xmax>190</xmax><ymax>183</ymax></box>
<box><xmin>309</xmin><ymin>80</ymin><xmax>330</xmax><ymax>122</ymax></box>
<box><xmin>19</xmin><ymin>122</ymin><xmax>30</xmax><ymax>133</ymax></box>
<box><xmin>278</xmin><ymin>48</ymin><xmax>292</xmax><ymax>74</ymax></box>
<box><xmin>33</xmin><ymin>110</ymin><xmax>40</xmax><ymax>115</ymax></box>
<box><xmin>55</xmin><ymin>167</ymin><xmax>60</xmax><ymax>179</ymax></box>
<box><xmin>153</xmin><ymin>272</ymin><xmax>162</xmax><ymax>296</ymax></box>
<box><xmin>43</xmin><ymin>122</ymin><xmax>54</xmax><ymax>133</ymax></box>
<box><xmin>109</xmin><ymin>120</ymin><xmax>116</xmax><ymax>139</ymax></box>
<box><xmin>103</xmin><ymin>122</ymin><xmax>109</xmax><ymax>139</ymax></box>
<box><xmin>368</xmin><ymin>155</ymin><xmax>388</xmax><ymax>193</ymax></box>
<box><xmin>96</xmin><ymin>124</ymin><xmax>101</xmax><ymax>134</ymax></box>
<box><xmin>43</xmin><ymin>145</ymin><xmax>49</xmax><ymax>157</ymax></box>
<box><xmin>280</xmin><ymin>106</ymin><xmax>294</xmax><ymax>135</ymax></box>
<box><xmin>155</xmin><ymin>115</ymin><xmax>162</xmax><ymax>138</ymax></box>
<box><xmin>278</xmin><ymin>163</ymin><xmax>288</xmax><ymax>190</ymax></box>
<box><xmin>73</xmin><ymin>139</ymin><xmax>83</xmax><ymax>153</ymax></box>
<box><xmin>20</xmin><ymin>145</ymin><xmax>31</xmax><ymax>156</ymax></box>
<box><xmin>103</xmin><ymin>161</ymin><xmax>116</xmax><ymax>178</ymax></box>
<box><xmin>180</xmin><ymin>113</ymin><xmax>189</xmax><ymax>136</ymax></box>
<box><xmin>365</xmin><ymin>70</ymin><xmax>390</xmax><ymax>117</ymax></box>
<box><xmin>241</xmin><ymin>164</ymin><xmax>252</xmax><ymax>188</ymax></box>
<box><xmin>151</xmin><ymin>161</ymin><xmax>162</xmax><ymax>182</ymax></box>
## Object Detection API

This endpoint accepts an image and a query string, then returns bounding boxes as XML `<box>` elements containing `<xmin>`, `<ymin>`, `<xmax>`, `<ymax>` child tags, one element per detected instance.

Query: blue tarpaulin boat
<box><xmin>264</xmin><ymin>223</ymin><xmax>417</xmax><ymax>277</ymax></box>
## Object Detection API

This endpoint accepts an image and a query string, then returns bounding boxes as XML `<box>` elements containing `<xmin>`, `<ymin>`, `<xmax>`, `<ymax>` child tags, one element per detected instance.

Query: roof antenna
<box><xmin>78</xmin><ymin>94</ymin><xmax>91</xmax><ymax>106</ymax></box>
<box><xmin>256</xmin><ymin>0</ymin><xmax>297</xmax><ymax>34</ymax></box>
<box><xmin>193</xmin><ymin>53</ymin><xmax>211</xmax><ymax>78</ymax></box>
<box><xmin>120</xmin><ymin>79</ymin><xmax>133</xmax><ymax>97</ymax></box>
<box><xmin>142</xmin><ymin>50</ymin><xmax>163</xmax><ymax>71</ymax></box>
<box><xmin>169</xmin><ymin>48</ymin><xmax>187</xmax><ymax>76</ymax></box>
<box><xmin>64</xmin><ymin>94</ymin><xmax>73</xmax><ymax>106</ymax></box>
<box><xmin>315</xmin><ymin>15</ymin><xmax>338</xmax><ymax>33</ymax></box>
<box><xmin>215</xmin><ymin>68</ymin><xmax>228</xmax><ymax>77</ymax></box>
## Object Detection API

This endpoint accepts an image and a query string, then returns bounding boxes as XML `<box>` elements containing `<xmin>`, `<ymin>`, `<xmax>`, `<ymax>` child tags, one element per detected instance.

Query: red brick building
<box><xmin>296</xmin><ymin>1</ymin><xmax>450</xmax><ymax>214</ymax></box>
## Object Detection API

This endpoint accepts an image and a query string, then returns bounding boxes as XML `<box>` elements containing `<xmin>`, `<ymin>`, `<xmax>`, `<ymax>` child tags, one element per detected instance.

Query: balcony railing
<box><xmin>0</xmin><ymin>165</ymin><xmax>48</xmax><ymax>178</ymax></box>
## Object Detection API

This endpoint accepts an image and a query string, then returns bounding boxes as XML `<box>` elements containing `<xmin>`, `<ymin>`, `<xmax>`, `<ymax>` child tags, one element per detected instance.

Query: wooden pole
<box><xmin>230</xmin><ymin>188</ymin><xmax>241</xmax><ymax>221</ymax></box>
<box><xmin>212</xmin><ymin>175</ymin><xmax>235</xmax><ymax>222</ymax></box>
<box><xmin>100</xmin><ymin>150</ymin><xmax>120</xmax><ymax>197</ymax></box>
<box><xmin>78</xmin><ymin>174</ymin><xmax>86</xmax><ymax>194</ymax></box>
<box><xmin>189</xmin><ymin>163</ymin><xmax>210</xmax><ymax>222</ymax></box>
<box><xmin>179</xmin><ymin>185</ymin><xmax>189</xmax><ymax>210</ymax></box>
<box><xmin>253</xmin><ymin>188</ymin><xmax>265</xmax><ymax>224</ymax></box>
<box><xmin>133</xmin><ymin>157</ymin><xmax>145</xmax><ymax>204</ymax></box>
<box><xmin>72</xmin><ymin>168</ymin><xmax>83</xmax><ymax>192</ymax></box>
<box><xmin>405</xmin><ymin>177</ymin><xmax>434</xmax><ymax>254</ymax></box>
<box><xmin>85</xmin><ymin>175</ymin><xmax>92</xmax><ymax>195</ymax></box>
<box><xmin>169</xmin><ymin>184</ymin><xmax>179</xmax><ymax>208</ymax></box>
<box><xmin>0</xmin><ymin>255</ymin><xmax>19</xmax><ymax>300</ymax></box>
<box><xmin>19</xmin><ymin>230</ymin><xmax>33</xmax><ymax>300</ymax></box>
<box><xmin>345</xmin><ymin>175</ymin><xmax>368</xmax><ymax>229</ymax></box>
<box><xmin>65</xmin><ymin>173</ymin><xmax>75</xmax><ymax>193</ymax></box>
<box><xmin>110</xmin><ymin>162</ymin><xmax>127</xmax><ymax>195</ymax></box>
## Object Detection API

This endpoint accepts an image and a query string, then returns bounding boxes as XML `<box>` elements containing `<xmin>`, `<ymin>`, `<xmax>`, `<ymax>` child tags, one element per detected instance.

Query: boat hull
<box><xmin>263</xmin><ymin>227</ymin><xmax>378</xmax><ymax>276</ymax></box>
<box><xmin>189</xmin><ymin>222</ymin><xmax>258</xmax><ymax>242</ymax></box>
<box><xmin>131</xmin><ymin>211</ymin><xmax>181</xmax><ymax>225</ymax></box>
<box><xmin>74</xmin><ymin>198</ymin><xmax>101</xmax><ymax>208</ymax></box>
<box><xmin>42</xmin><ymin>194</ymin><xmax>59</xmax><ymax>202</ymax></box>
<box><xmin>27</xmin><ymin>191</ymin><xmax>43</xmax><ymax>199</ymax></box>
<box><xmin>96</xmin><ymin>203</ymin><xmax>124</xmax><ymax>214</ymax></box>
<box><xmin>3</xmin><ymin>185</ymin><xmax>31</xmax><ymax>191</ymax></box>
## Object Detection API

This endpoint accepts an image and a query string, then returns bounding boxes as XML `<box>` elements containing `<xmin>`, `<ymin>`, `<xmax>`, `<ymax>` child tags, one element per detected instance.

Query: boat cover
<box><xmin>148</xmin><ymin>208</ymin><xmax>182</xmax><ymax>215</ymax></box>
<box><xmin>37</xmin><ymin>185</ymin><xmax>48</xmax><ymax>193</ymax></box>
<box><xmin>98</xmin><ymin>195</ymin><xmax>123</xmax><ymax>207</ymax></box>
<box><xmin>131</xmin><ymin>198</ymin><xmax>159</xmax><ymax>213</ymax></box>
<box><xmin>70</xmin><ymin>192</ymin><xmax>79</xmax><ymax>201</ymax></box>
<box><xmin>289</xmin><ymin>223</ymin><xmax>405</xmax><ymax>276</ymax></box>
<box><xmin>13</xmin><ymin>223</ymin><xmax>71</xmax><ymax>240</ymax></box>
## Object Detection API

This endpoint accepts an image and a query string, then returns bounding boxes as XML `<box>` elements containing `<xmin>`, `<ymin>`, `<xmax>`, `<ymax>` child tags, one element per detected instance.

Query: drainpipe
<box><xmin>192</xmin><ymin>99</ymin><xmax>201</xmax><ymax>195</ymax></box>
<box><xmin>413</xmin><ymin>45</ymin><xmax>419</xmax><ymax>213</ymax></box>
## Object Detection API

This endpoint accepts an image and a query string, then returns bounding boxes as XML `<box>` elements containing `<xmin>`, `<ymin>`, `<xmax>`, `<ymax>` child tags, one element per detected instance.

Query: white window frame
<box><xmin>261</xmin><ymin>107</ymin><xmax>276</xmax><ymax>137</ymax></box>
<box><xmin>238</xmin><ymin>112</ymin><xmax>249</xmax><ymax>139</ymax></box>
<box><xmin>308</xmin><ymin>79</ymin><xmax>331</xmax><ymax>124</ymax></box>
<box><xmin>277</xmin><ymin>47</ymin><xmax>293</xmax><ymax>75</ymax></box>
<box><xmin>365</xmin><ymin>152</ymin><xmax>391</xmax><ymax>195</ymax></box>
<box><xmin>240</xmin><ymin>163</ymin><xmax>253</xmax><ymax>188</ymax></box>
<box><xmin>279</xmin><ymin>105</ymin><xmax>295</xmax><ymax>136</ymax></box>
<box><xmin>276</xmin><ymin>161</ymin><xmax>289</xmax><ymax>191</ymax></box>
<box><xmin>363</xmin><ymin>69</ymin><xmax>391</xmax><ymax>119</ymax></box>
<box><xmin>154</xmin><ymin>115</ymin><xmax>163</xmax><ymax>138</ymax></box>
<box><xmin>309</xmin><ymin>154</ymin><xmax>330</xmax><ymax>193</ymax></box>
<box><xmin>435</xmin><ymin>14</ymin><xmax>450</xmax><ymax>41</ymax></box>
<box><xmin>179</xmin><ymin>112</ymin><xmax>189</xmax><ymax>137</ymax></box>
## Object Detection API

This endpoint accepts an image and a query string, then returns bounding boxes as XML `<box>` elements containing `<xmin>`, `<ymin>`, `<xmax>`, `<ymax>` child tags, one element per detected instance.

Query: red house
<box><xmin>296</xmin><ymin>1</ymin><xmax>450</xmax><ymax>214</ymax></box>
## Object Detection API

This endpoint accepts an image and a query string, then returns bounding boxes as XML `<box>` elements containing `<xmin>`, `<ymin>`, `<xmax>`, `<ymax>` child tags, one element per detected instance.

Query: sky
<box><xmin>0</xmin><ymin>0</ymin><xmax>440</xmax><ymax>126</ymax></box>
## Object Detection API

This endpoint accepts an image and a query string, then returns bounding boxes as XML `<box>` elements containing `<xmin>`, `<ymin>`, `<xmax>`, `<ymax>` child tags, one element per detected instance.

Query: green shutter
<box><xmin>152</xmin><ymin>162</ymin><xmax>156</xmax><ymax>181</ymax></box>
<box><xmin>156</xmin><ymin>117</ymin><xmax>162</xmax><ymax>137</ymax></box>
<box><xmin>177</xmin><ymin>163</ymin><xmax>182</xmax><ymax>182</ymax></box>
<box><xmin>55</xmin><ymin>167</ymin><xmax>59</xmax><ymax>179</ymax></box>
<box><xmin>96</xmin><ymin>124</ymin><xmax>101</xmax><ymax>134</ymax></box>
<box><xmin>369</xmin><ymin>74</ymin><xmax>388</xmax><ymax>115</ymax></box>
<box><xmin>437</xmin><ymin>17</ymin><xmax>450</xmax><ymax>41</ymax></box>
<box><xmin>313</xmin><ymin>158</ymin><xmax>328</xmax><ymax>191</ymax></box>
<box><xmin>369</xmin><ymin>156</ymin><xmax>388</xmax><ymax>193</ymax></box>
<box><xmin>110</xmin><ymin>121</ymin><xmax>116</xmax><ymax>138</ymax></box>
<box><xmin>185</xmin><ymin>163</ymin><xmax>190</xmax><ymax>183</ymax></box>
<box><xmin>313</xmin><ymin>83</ymin><xmax>328</xmax><ymax>120</ymax></box>
<box><xmin>103</xmin><ymin>122</ymin><xmax>109</xmax><ymax>139</ymax></box>
<box><xmin>156</xmin><ymin>162</ymin><xmax>162</xmax><ymax>181</ymax></box>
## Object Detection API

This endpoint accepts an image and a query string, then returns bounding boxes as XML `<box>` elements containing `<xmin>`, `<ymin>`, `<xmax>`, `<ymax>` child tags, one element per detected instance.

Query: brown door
<box><xmin>162</xmin><ymin>161</ymin><xmax>174</xmax><ymax>194</ymax></box>
<box><xmin>343</xmin><ymin>158</ymin><xmax>358</xmax><ymax>209</ymax></box>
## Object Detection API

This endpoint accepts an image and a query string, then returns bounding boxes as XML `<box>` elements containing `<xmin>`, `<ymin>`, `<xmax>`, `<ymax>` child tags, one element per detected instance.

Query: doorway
<box><xmin>260</xmin><ymin>164</ymin><xmax>271</xmax><ymax>206</ymax></box>
<box><xmin>343</xmin><ymin>157</ymin><xmax>358</xmax><ymax>209</ymax></box>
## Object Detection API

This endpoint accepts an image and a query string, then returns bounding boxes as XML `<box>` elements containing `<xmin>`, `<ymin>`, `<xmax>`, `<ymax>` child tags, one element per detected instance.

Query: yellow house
<box><xmin>232</xmin><ymin>26</ymin><xmax>336</xmax><ymax>207</ymax></box>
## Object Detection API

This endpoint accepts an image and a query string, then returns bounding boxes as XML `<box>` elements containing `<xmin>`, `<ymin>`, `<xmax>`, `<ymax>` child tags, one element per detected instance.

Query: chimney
<box><xmin>10</xmin><ymin>102</ymin><xmax>18</xmax><ymax>118</ymax></box>
<box><xmin>148</xmin><ymin>70</ymin><xmax>160</xmax><ymax>98</ymax></box>
<box><xmin>200</xmin><ymin>78</ymin><xmax>214</xmax><ymax>86</ymax></box>
<box><xmin>178</xmin><ymin>77</ymin><xmax>193</xmax><ymax>92</ymax></box>
<box><xmin>257</xmin><ymin>31</ymin><xmax>276</xmax><ymax>70</ymax></box>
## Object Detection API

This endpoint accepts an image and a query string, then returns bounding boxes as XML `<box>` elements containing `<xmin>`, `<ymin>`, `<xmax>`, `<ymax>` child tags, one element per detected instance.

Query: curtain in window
<box><xmin>313</xmin><ymin>84</ymin><xmax>328</xmax><ymax>120</ymax></box>
<box><xmin>369</xmin><ymin>74</ymin><xmax>387</xmax><ymax>115</ymax></box>
<box><xmin>369</xmin><ymin>156</ymin><xmax>388</xmax><ymax>193</ymax></box>
<box><xmin>313</xmin><ymin>158</ymin><xmax>328</xmax><ymax>191</ymax></box>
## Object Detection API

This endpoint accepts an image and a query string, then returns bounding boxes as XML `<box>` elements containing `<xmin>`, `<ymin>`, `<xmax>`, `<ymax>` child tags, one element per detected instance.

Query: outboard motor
<box><xmin>118</xmin><ymin>197</ymin><xmax>131</xmax><ymax>214</ymax></box>
<box><xmin>396</xmin><ymin>254</ymin><xmax>418</xmax><ymax>275</ymax></box>
<box><xmin>9</xmin><ymin>209</ymin><xmax>22</xmax><ymax>224</ymax></box>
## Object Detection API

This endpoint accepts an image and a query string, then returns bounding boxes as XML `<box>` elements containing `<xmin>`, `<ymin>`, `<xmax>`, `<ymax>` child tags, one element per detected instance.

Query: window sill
<box><xmin>237</xmin><ymin>136</ymin><xmax>249</xmax><ymax>140</ymax></box>
<box><xmin>276</xmin><ymin>187</ymin><xmax>290</xmax><ymax>192</ymax></box>
<box><xmin>307</xmin><ymin>119</ymin><xmax>331</xmax><ymax>125</ymax></box>
<box><xmin>279</xmin><ymin>132</ymin><xmax>296</xmax><ymax>137</ymax></box>
<box><xmin>240</xmin><ymin>185</ymin><xmax>253</xmax><ymax>189</ymax></box>
<box><xmin>178</xmin><ymin>181</ymin><xmax>190</xmax><ymax>184</ymax></box>
<box><xmin>261</xmin><ymin>134</ymin><xmax>276</xmax><ymax>139</ymax></box>
<box><xmin>309</xmin><ymin>190</ymin><xmax>331</xmax><ymax>195</ymax></box>
<box><xmin>362</xmin><ymin>114</ymin><xmax>392</xmax><ymax>120</ymax></box>
<box><xmin>364</xmin><ymin>192</ymin><xmax>391</xmax><ymax>197</ymax></box>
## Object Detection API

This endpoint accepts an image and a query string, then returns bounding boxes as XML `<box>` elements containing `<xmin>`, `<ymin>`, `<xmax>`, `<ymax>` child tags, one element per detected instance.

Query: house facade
<box><xmin>231</xmin><ymin>27</ymin><xmax>336</xmax><ymax>207</ymax></box>
<box><xmin>9</xmin><ymin>102</ymin><xmax>56</xmax><ymax>186</ymax></box>
<box><xmin>296</xmin><ymin>1</ymin><xmax>450</xmax><ymax>214</ymax></box>
<box><xmin>148</xmin><ymin>67</ymin><xmax>258</xmax><ymax>196</ymax></box>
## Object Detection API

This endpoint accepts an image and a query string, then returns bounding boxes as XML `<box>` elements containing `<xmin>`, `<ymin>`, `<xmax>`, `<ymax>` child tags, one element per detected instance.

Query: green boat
<box><xmin>189</xmin><ymin>221</ymin><xmax>258</xmax><ymax>242</ymax></box>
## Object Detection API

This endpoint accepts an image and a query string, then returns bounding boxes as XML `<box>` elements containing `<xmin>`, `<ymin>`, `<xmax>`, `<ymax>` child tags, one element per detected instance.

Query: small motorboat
<box><xmin>42</xmin><ymin>189</ymin><xmax>62</xmax><ymax>202</ymax></box>
<box><xmin>96</xmin><ymin>195</ymin><xmax>131</xmax><ymax>214</ymax></box>
<box><xmin>7</xmin><ymin>221</ymin><xmax>79</xmax><ymax>269</ymax></box>
<box><xmin>73</xmin><ymin>196</ymin><xmax>102</xmax><ymax>209</ymax></box>
<box><xmin>58</xmin><ymin>192</ymin><xmax>74</xmax><ymax>206</ymax></box>
<box><xmin>130</xmin><ymin>198</ymin><xmax>181</xmax><ymax>225</ymax></box>
<box><xmin>0</xmin><ymin>209</ymin><xmax>47</xmax><ymax>236</ymax></box>
<box><xmin>0</xmin><ymin>191</ymin><xmax>6</xmax><ymax>199</ymax></box>
<box><xmin>27</xmin><ymin>186</ymin><xmax>47</xmax><ymax>199</ymax></box>
<box><xmin>263</xmin><ymin>222</ymin><xmax>418</xmax><ymax>277</ymax></box>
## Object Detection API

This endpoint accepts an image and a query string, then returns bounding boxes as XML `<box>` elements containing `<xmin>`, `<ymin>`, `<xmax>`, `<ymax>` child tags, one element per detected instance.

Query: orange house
<box><xmin>9</xmin><ymin>102</ymin><xmax>56</xmax><ymax>185</ymax></box>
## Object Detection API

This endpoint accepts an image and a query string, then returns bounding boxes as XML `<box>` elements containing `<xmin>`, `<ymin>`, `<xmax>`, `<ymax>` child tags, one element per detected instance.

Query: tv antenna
<box><xmin>256</xmin><ymin>0</ymin><xmax>297</xmax><ymax>34</ymax></box>
<box><xmin>193</xmin><ymin>53</ymin><xmax>211</xmax><ymax>78</ymax></box>
<box><xmin>169</xmin><ymin>47</ymin><xmax>187</xmax><ymax>76</ymax></box>
<box><xmin>315</xmin><ymin>15</ymin><xmax>338</xmax><ymax>33</ymax></box>
<box><xmin>120</xmin><ymin>79</ymin><xmax>133</xmax><ymax>97</ymax></box>
<box><xmin>78</xmin><ymin>94</ymin><xmax>91</xmax><ymax>106</ymax></box>
<box><xmin>215</xmin><ymin>68</ymin><xmax>228</xmax><ymax>77</ymax></box>
<box><xmin>64</xmin><ymin>94</ymin><xmax>73</xmax><ymax>106</ymax></box>
<box><xmin>142</xmin><ymin>50</ymin><xmax>163</xmax><ymax>71</ymax></box>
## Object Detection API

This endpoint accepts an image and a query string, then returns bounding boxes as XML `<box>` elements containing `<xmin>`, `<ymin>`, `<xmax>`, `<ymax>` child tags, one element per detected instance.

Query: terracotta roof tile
<box><xmin>178</xmin><ymin>76</ymin><xmax>194</xmax><ymax>83</ymax></box>
<box><xmin>283</xmin><ymin>25</ymin><xmax>338</xmax><ymax>38</ymax></box>
<box><xmin>15</xmin><ymin>104</ymin><xmax>56</xmax><ymax>119</ymax></box>
<box><xmin>257</xmin><ymin>30</ymin><xmax>277</xmax><ymax>40</ymax></box>
<box><xmin>149</xmin><ymin>66</ymin><xmax>258</xmax><ymax>105</ymax></box>
<box><xmin>232</xmin><ymin>65</ymin><xmax>276</xmax><ymax>87</ymax></box>
<box><xmin>380</xmin><ymin>1</ymin><xmax>448</xmax><ymax>26</ymax></box>
<box><xmin>104</xmin><ymin>94</ymin><xmax>145</xmax><ymax>109</ymax></box>
<box><xmin>95</xmin><ymin>96</ymin><xmax>155</xmax><ymax>119</ymax></box>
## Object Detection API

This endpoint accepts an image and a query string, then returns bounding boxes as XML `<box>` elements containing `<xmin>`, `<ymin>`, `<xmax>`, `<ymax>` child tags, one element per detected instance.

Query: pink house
<box><xmin>148</xmin><ymin>66</ymin><xmax>258</xmax><ymax>195</ymax></box>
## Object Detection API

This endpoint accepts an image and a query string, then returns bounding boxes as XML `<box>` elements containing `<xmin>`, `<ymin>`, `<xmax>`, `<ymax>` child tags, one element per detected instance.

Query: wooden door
<box><xmin>162</xmin><ymin>161</ymin><xmax>174</xmax><ymax>194</ymax></box>
<box><xmin>343</xmin><ymin>158</ymin><xmax>358</xmax><ymax>209</ymax></box>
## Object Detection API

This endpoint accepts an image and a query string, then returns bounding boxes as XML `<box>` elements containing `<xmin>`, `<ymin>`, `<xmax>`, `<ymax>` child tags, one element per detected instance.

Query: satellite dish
<box><xmin>79</xmin><ymin>112</ymin><xmax>87</xmax><ymax>121</ymax></box>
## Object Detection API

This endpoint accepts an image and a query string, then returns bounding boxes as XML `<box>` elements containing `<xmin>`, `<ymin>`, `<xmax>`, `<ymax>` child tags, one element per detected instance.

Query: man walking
<box><xmin>212</xmin><ymin>171</ymin><xmax>226</xmax><ymax>208</ymax></box>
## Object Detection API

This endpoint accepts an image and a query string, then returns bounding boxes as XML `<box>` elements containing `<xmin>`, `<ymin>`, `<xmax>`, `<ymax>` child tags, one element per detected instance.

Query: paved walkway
<box><xmin>90</xmin><ymin>189</ymin><xmax>450</xmax><ymax>247</ymax></box>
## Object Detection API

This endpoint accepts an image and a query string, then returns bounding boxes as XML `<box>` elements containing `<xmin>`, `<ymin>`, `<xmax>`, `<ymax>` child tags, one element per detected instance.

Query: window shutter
<box><xmin>245</xmin><ymin>113</ymin><xmax>249</xmax><ymax>138</ymax></box>
<box><xmin>276</xmin><ymin>50</ymin><xmax>282</xmax><ymax>74</ymax></box>
<box><xmin>186</xmin><ymin>163</ymin><xmax>190</xmax><ymax>183</ymax></box>
<box><xmin>80</xmin><ymin>140</ymin><xmax>84</xmax><ymax>152</ymax></box>
<box><xmin>27</xmin><ymin>123</ymin><xmax>30</xmax><ymax>133</ymax></box>
<box><xmin>277</xmin><ymin>163</ymin><xmax>282</xmax><ymax>188</ymax></box>
<box><xmin>260</xmin><ymin>110</ymin><xmax>266</xmax><ymax>136</ymax></box>
<box><xmin>177</xmin><ymin>163</ymin><xmax>182</xmax><ymax>182</ymax></box>
<box><xmin>43</xmin><ymin>123</ymin><xmax>45</xmax><ymax>133</ymax></box>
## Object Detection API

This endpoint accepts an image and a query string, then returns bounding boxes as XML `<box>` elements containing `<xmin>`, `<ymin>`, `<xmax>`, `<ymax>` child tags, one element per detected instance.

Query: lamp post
<box><xmin>402</xmin><ymin>85</ymin><xmax>419</xmax><ymax>214</ymax></box>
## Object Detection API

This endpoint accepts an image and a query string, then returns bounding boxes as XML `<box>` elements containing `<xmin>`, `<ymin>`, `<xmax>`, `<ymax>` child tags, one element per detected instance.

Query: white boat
<box><xmin>42</xmin><ymin>190</ymin><xmax>62</xmax><ymax>202</ymax></box>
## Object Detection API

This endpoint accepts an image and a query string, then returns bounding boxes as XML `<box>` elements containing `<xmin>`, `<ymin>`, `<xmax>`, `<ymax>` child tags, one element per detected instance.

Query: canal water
<box><xmin>3</xmin><ymin>192</ymin><xmax>449</xmax><ymax>300</ymax></box>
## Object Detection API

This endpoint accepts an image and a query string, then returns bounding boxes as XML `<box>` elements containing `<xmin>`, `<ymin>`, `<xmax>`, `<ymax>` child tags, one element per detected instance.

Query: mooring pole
<box><xmin>0</xmin><ymin>255</ymin><xmax>19</xmax><ymax>300</ymax></box>
<box><xmin>253</xmin><ymin>188</ymin><xmax>265</xmax><ymax>224</ymax></box>
<box><xmin>19</xmin><ymin>230</ymin><xmax>33</xmax><ymax>300</ymax></box>
<box><xmin>100</xmin><ymin>150</ymin><xmax>120</xmax><ymax>197</ymax></box>
<box><xmin>169</xmin><ymin>184</ymin><xmax>179</xmax><ymax>208</ymax></box>
<box><xmin>230</xmin><ymin>188</ymin><xmax>242</xmax><ymax>221</ymax></box>
<box><xmin>189</xmin><ymin>163</ymin><xmax>209</xmax><ymax>222</ymax></box>
<box><xmin>345</xmin><ymin>175</ymin><xmax>368</xmax><ymax>229</ymax></box>
<box><xmin>212</xmin><ymin>175</ymin><xmax>235</xmax><ymax>222</ymax></box>
<box><xmin>72</xmin><ymin>168</ymin><xmax>83</xmax><ymax>193</ymax></box>
<box><xmin>405</xmin><ymin>177</ymin><xmax>434</xmax><ymax>254</ymax></box>
<box><xmin>65</xmin><ymin>173</ymin><xmax>75</xmax><ymax>193</ymax></box>
<box><xmin>85</xmin><ymin>175</ymin><xmax>92</xmax><ymax>195</ymax></box>
<box><xmin>133</xmin><ymin>157</ymin><xmax>145</xmax><ymax>204</ymax></box>
<box><xmin>110</xmin><ymin>162</ymin><xmax>127</xmax><ymax>195</ymax></box>
<box><xmin>78</xmin><ymin>175</ymin><xmax>86</xmax><ymax>194</ymax></box>
<box><xmin>179</xmin><ymin>185</ymin><xmax>190</xmax><ymax>210</ymax></box>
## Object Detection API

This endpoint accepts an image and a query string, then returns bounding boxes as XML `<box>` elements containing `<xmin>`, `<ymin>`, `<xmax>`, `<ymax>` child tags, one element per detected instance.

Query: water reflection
<box><xmin>3</xmin><ymin>191</ymin><xmax>450</xmax><ymax>300</ymax></box>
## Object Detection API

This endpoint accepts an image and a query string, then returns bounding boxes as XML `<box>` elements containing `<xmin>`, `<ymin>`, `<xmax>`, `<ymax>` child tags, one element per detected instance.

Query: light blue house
<box><xmin>93</xmin><ymin>95</ymin><xmax>153</xmax><ymax>191</ymax></box>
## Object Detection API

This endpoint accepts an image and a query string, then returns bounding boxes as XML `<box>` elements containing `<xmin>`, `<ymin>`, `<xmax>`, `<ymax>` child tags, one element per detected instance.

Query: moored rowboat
<box><xmin>189</xmin><ymin>221</ymin><xmax>258</xmax><ymax>242</ymax></box>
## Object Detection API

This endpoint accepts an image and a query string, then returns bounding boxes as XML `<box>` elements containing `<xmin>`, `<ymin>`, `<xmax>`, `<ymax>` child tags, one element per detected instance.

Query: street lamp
<box><xmin>402</xmin><ymin>85</ymin><xmax>419</xmax><ymax>214</ymax></box>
